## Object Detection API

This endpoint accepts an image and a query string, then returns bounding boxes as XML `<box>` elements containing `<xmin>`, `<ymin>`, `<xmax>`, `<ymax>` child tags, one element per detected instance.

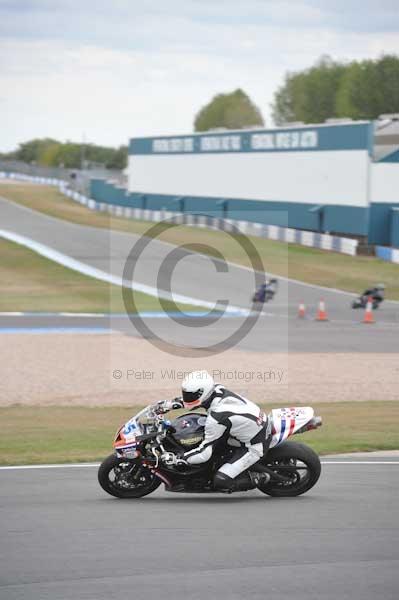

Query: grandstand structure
<box><xmin>91</xmin><ymin>119</ymin><xmax>399</xmax><ymax>248</ymax></box>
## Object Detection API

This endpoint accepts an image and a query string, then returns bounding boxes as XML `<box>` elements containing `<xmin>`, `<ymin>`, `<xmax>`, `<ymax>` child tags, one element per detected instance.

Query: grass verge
<box><xmin>2</xmin><ymin>182</ymin><xmax>399</xmax><ymax>300</ymax></box>
<box><xmin>1</xmin><ymin>402</ymin><xmax>398</xmax><ymax>465</ymax></box>
<box><xmin>0</xmin><ymin>238</ymin><xmax>202</xmax><ymax>313</ymax></box>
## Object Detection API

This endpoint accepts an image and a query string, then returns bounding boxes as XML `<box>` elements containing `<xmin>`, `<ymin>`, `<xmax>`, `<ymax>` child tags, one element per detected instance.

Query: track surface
<box><xmin>1</xmin><ymin>313</ymin><xmax>399</xmax><ymax>352</ymax></box>
<box><xmin>1</xmin><ymin>196</ymin><xmax>399</xmax><ymax>352</ymax></box>
<box><xmin>1</xmin><ymin>459</ymin><xmax>398</xmax><ymax>600</ymax></box>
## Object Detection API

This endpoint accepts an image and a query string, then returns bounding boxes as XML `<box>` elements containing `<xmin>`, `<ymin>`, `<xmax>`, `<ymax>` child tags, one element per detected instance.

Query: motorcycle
<box><xmin>351</xmin><ymin>295</ymin><xmax>382</xmax><ymax>310</ymax></box>
<box><xmin>98</xmin><ymin>404</ymin><xmax>322</xmax><ymax>499</ymax></box>
<box><xmin>252</xmin><ymin>279</ymin><xmax>278</xmax><ymax>304</ymax></box>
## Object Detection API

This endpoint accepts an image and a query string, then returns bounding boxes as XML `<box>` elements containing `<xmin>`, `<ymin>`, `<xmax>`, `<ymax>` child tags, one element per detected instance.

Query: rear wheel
<box><xmin>257</xmin><ymin>441</ymin><xmax>321</xmax><ymax>497</ymax></box>
<box><xmin>98</xmin><ymin>454</ymin><xmax>162</xmax><ymax>498</ymax></box>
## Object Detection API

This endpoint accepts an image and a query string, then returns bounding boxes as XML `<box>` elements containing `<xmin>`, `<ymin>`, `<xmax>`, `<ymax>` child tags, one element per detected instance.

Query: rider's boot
<box><xmin>247</xmin><ymin>471</ymin><xmax>270</xmax><ymax>488</ymax></box>
<box><xmin>214</xmin><ymin>471</ymin><xmax>270</xmax><ymax>492</ymax></box>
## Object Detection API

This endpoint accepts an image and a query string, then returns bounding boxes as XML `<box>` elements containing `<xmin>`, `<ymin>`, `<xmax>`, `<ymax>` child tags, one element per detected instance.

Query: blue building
<box><xmin>91</xmin><ymin>119</ymin><xmax>399</xmax><ymax>247</ymax></box>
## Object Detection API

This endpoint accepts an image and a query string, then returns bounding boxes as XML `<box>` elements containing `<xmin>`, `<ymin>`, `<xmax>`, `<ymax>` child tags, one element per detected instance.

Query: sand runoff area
<box><xmin>1</xmin><ymin>333</ymin><xmax>398</xmax><ymax>406</ymax></box>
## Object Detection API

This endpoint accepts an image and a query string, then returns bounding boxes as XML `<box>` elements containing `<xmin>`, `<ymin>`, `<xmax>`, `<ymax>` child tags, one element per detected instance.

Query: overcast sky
<box><xmin>1</xmin><ymin>0</ymin><xmax>398</xmax><ymax>151</ymax></box>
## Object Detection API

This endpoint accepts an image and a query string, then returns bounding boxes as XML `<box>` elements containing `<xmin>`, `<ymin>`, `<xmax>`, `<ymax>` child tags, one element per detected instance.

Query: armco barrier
<box><xmin>0</xmin><ymin>172</ymin><xmax>358</xmax><ymax>256</ymax></box>
<box><xmin>375</xmin><ymin>246</ymin><xmax>399</xmax><ymax>264</ymax></box>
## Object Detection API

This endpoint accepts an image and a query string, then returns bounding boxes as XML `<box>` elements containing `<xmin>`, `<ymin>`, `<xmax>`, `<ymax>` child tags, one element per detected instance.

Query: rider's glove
<box><xmin>156</xmin><ymin>398</ymin><xmax>183</xmax><ymax>414</ymax></box>
<box><xmin>170</xmin><ymin>397</ymin><xmax>184</xmax><ymax>410</ymax></box>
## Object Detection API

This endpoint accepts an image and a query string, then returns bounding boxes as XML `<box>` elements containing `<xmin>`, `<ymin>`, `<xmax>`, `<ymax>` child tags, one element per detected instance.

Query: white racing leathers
<box><xmin>184</xmin><ymin>385</ymin><xmax>271</xmax><ymax>479</ymax></box>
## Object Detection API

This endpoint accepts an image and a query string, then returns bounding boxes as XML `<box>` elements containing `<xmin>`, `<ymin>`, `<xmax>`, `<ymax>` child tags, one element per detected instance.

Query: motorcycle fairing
<box><xmin>114</xmin><ymin>417</ymin><xmax>141</xmax><ymax>450</ymax></box>
<box><xmin>114</xmin><ymin>405</ymin><xmax>315</xmax><ymax>453</ymax></box>
<box><xmin>170</xmin><ymin>413</ymin><xmax>207</xmax><ymax>450</ymax></box>
<box><xmin>269</xmin><ymin>406</ymin><xmax>314</xmax><ymax>448</ymax></box>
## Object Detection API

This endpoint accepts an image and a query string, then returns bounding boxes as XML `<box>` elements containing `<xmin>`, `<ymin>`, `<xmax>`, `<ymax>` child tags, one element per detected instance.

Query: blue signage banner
<box><xmin>129</xmin><ymin>122</ymin><xmax>373</xmax><ymax>155</ymax></box>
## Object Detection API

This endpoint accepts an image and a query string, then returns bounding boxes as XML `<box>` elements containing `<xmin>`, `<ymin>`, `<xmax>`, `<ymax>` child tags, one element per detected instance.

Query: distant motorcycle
<box><xmin>98</xmin><ymin>403</ymin><xmax>322</xmax><ymax>499</ymax></box>
<box><xmin>352</xmin><ymin>284</ymin><xmax>385</xmax><ymax>310</ymax></box>
<box><xmin>252</xmin><ymin>278</ymin><xmax>278</xmax><ymax>303</ymax></box>
<box><xmin>351</xmin><ymin>296</ymin><xmax>381</xmax><ymax>310</ymax></box>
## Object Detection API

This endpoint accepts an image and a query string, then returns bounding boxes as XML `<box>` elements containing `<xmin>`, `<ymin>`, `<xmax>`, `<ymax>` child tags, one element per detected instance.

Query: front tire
<box><xmin>98</xmin><ymin>454</ymin><xmax>162</xmax><ymax>498</ymax></box>
<box><xmin>258</xmin><ymin>441</ymin><xmax>321</xmax><ymax>497</ymax></box>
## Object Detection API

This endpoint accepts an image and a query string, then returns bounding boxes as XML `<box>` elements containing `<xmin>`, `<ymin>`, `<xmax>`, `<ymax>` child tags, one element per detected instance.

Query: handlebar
<box><xmin>136</xmin><ymin>432</ymin><xmax>159</xmax><ymax>442</ymax></box>
<box><xmin>135</xmin><ymin>420</ymin><xmax>175</xmax><ymax>443</ymax></box>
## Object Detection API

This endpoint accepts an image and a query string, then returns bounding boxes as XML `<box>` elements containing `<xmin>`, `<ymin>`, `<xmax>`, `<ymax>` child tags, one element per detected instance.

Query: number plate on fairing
<box><xmin>123</xmin><ymin>420</ymin><xmax>140</xmax><ymax>436</ymax></box>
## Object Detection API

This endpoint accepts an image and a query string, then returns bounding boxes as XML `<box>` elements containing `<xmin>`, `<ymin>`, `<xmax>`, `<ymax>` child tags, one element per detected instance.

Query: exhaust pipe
<box><xmin>294</xmin><ymin>416</ymin><xmax>322</xmax><ymax>435</ymax></box>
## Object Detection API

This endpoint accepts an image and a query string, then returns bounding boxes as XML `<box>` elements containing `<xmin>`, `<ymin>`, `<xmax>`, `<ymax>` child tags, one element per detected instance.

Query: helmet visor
<box><xmin>182</xmin><ymin>388</ymin><xmax>203</xmax><ymax>405</ymax></box>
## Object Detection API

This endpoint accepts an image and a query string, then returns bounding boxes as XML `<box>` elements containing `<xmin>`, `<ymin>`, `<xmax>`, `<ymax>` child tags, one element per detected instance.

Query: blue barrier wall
<box><xmin>368</xmin><ymin>203</ymin><xmax>399</xmax><ymax>245</ymax></box>
<box><xmin>90</xmin><ymin>179</ymin><xmax>369</xmax><ymax>235</ymax></box>
<box><xmin>321</xmin><ymin>205</ymin><xmax>368</xmax><ymax>236</ymax></box>
<box><xmin>391</xmin><ymin>209</ymin><xmax>399</xmax><ymax>247</ymax></box>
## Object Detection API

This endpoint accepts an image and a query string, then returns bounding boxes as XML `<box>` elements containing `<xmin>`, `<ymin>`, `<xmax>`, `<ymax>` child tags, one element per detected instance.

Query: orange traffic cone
<box><xmin>298</xmin><ymin>301</ymin><xmax>306</xmax><ymax>318</ymax></box>
<box><xmin>363</xmin><ymin>296</ymin><xmax>375</xmax><ymax>324</ymax></box>
<box><xmin>316</xmin><ymin>298</ymin><xmax>329</xmax><ymax>321</ymax></box>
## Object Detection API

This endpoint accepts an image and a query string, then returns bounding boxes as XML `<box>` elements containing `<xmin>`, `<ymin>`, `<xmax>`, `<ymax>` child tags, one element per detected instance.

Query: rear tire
<box><xmin>98</xmin><ymin>454</ymin><xmax>162</xmax><ymax>499</ymax></box>
<box><xmin>257</xmin><ymin>441</ymin><xmax>321</xmax><ymax>497</ymax></box>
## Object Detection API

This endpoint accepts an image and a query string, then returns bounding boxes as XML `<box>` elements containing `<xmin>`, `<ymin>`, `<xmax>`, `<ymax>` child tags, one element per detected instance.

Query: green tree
<box><xmin>105</xmin><ymin>145</ymin><xmax>128</xmax><ymax>170</ymax></box>
<box><xmin>194</xmin><ymin>89</ymin><xmax>264</xmax><ymax>131</ymax></box>
<box><xmin>4</xmin><ymin>138</ymin><xmax>129</xmax><ymax>170</ymax></box>
<box><xmin>272</xmin><ymin>56</ymin><xmax>346</xmax><ymax>125</ymax></box>
<box><xmin>55</xmin><ymin>143</ymin><xmax>82</xmax><ymax>168</ymax></box>
<box><xmin>37</xmin><ymin>141</ymin><xmax>62</xmax><ymax>166</ymax></box>
<box><xmin>272</xmin><ymin>54</ymin><xmax>399</xmax><ymax>125</ymax></box>
<box><xmin>15</xmin><ymin>138</ymin><xmax>59</xmax><ymax>163</ymax></box>
<box><xmin>336</xmin><ymin>55</ymin><xmax>399</xmax><ymax>119</ymax></box>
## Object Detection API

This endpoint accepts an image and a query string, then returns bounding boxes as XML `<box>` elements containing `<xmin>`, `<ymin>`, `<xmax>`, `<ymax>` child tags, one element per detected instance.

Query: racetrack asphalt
<box><xmin>1</xmin><ymin>312</ymin><xmax>399</xmax><ymax>353</ymax></box>
<box><xmin>1</xmin><ymin>458</ymin><xmax>398</xmax><ymax>600</ymax></box>
<box><xmin>1</xmin><ymin>195</ymin><xmax>399</xmax><ymax>352</ymax></box>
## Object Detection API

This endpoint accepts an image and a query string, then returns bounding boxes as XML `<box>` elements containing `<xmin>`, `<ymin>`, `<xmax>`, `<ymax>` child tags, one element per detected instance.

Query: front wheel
<box><xmin>257</xmin><ymin>441</ymin><xmax>321</xmax><ymax>497</ymax></box>
<box><xmin>98</xmin><ymin>454</ymin><xmax>162</xmax><ymax>498</ymax></box>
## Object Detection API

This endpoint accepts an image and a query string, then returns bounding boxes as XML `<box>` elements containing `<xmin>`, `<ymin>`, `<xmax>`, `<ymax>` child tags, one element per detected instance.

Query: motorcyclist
<box><xmin>255</xmin><ymin>278</ymin><xmax>278</xmax><ymax>302</ymax></box>
<box><xmin>157</xmin><ymin>370</ymin><xmax>272</xmax><ymax>492</ymax></box>
<box><xmin>362</xmin><ymin>283</ymin><xmax>385</xmax><ymax>304</ymax></box>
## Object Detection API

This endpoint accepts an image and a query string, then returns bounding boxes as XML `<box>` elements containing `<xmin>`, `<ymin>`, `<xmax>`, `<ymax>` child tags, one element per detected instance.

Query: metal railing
<box><xmin>0</xmin><ymin>160</ymin><xmax>126</xmax><ymax>195</ymax></box>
